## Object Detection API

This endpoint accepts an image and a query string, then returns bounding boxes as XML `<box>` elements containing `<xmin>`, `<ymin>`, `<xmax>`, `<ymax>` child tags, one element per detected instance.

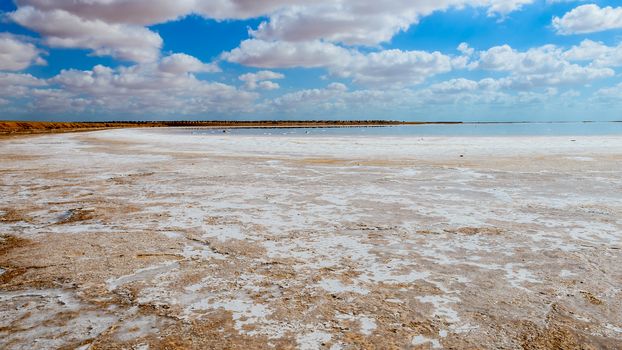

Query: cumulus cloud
<box><xmin>485</xmin><ymin>0</ymin><xmax>534</xmax><ymax>16</ymax></box>
<box><xmin>239</xmin><ymin>70</ymin><xmax>285</xmax><ymax>90</ymax></box>
<box><xmin>14</xmin><ymin>0</ymin><xmax>195</xmax><ymax>25</ymax></box>
<box><xmin>594</xmin><ymin>82</ymin><xmax>622</xmax><ymax>101</ymax></box>
<box><xmin>158</xmin><ymin>53</ymin><xmax>220</xmax><ymax>74</ymax></box>
<box><xmin>194</xmin><ymin>0</ymin><xmax>303</xmax><ymax>20</ymax></box>
<box><xmin>10</xmin><ymin>6</ymin><xmax>163</xmax><ymax>62</ymax></box>
<box><xmin>0</xmin><ymin>72</ymin><xmax>47</xmax><ymax>87</ymax></box>
<box><xmin>416</xmin><ymin>77</ymin><xmax>579</xmax><ymax>108</ymax></box>
<box><xmin>266</xmin><ymin>82</ymin><xmax>410</xmax><ymax>114</ymax></box>
<box><xmin>5</xmin><ymin>0</ymin><xmax>622</xmax><ymax>119</ymax></box>
<box><xmin>262</xmin><ymin>76</ymin><xmax>586</xmax><ymax>119</ymax></box>
<box><xmin>427</xmin><ymin>78</ymin><xmax>492</xmax><ymax>94</ymax></box>
<box><xmin>338</xmin><ymin>49</ymin><xmax>454</xmax><ymax>86</ymax></box>
<box><xmin>249</xmin><ymin>3</ymin><xmax>420</xmax><ymax>46</ymax></box>
<box><xmin>51</xmin><ymin>58</ymin><xmax>256</xmax><ymax>114</ymax></box>
<box><xmin>0</xmin><ymin>72</ymin><xmax>47</xmax><ymax>98</ymax></box>
<box><xmin>8</xmin><ymin>0</ymin><xmax>535</xmax><ymax>63</ymax></box>
<box><xmin>414</xmin><ymin>78</ymin><xmax>512</xmax><ymax>105</ymax></box>
<box><xmin>223</xmin><ymin>39</ymin><xmax>352</xmax><ymax>69</ymax></box>
<box><xmin>250</xmin><ymin>0</ymin><xmax>535</xmax><ymax>46</ymax></box>
<box><xmin>563</xmin><ymin>40</ymin><xmax>622</xmax><ymax>68</ymax></box>
<box><xmin>0</xmin><ymin>33</ymin><xmax>46</xmax><ymax>71</ymax></box>
<box><xmin>224</xmin><ymin>40</ymin><xmax>456</xmax><ymax>87</ymax></box>
<box><xmin>263</xmin><ymin>78</ymin><xmax>551</xmax><ymax>117</ymax></box>
<box><xmin>1</xmin><ymin>53</ymin><xmax>256</xmax><ymax>117</ymax></box>
<box><xmin>553</xmin><ymin>4</ymin><xmax>622</xmax><ymax>35</ymax></box>
<box><xmin>12</xmin><ymin>0</ymin><xmax>309</xmax><ymax>25</ymax></box>
<box><xmin>475</xmin><ymin>44</ymin><xmax>614</xmax><ymax>89</ymax></box>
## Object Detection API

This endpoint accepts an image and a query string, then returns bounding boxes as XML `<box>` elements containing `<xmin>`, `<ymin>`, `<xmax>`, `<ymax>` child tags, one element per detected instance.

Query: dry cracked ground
<box><xmin>0</xmin><ymin>128</ymin><xmax>621</xmax><ymax>349</ymax></box>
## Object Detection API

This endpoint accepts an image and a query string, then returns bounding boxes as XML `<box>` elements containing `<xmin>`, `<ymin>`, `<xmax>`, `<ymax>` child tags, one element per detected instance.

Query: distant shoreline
<box><xmin>0</xmin><ymin>120</ymin><xmax>457</xmax><ymax>136</ymax></box>
<box><xmin>1</xmin><ymin>120</ymin><xmax>620</xmax><ymax>136</ymax></box>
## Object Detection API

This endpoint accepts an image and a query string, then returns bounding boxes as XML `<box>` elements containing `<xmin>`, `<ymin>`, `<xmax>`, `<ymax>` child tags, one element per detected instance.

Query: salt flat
<box><xmin>1</xmin><ymin>128</ymin><xmax>621</xmax><ymax>349</ymax></box>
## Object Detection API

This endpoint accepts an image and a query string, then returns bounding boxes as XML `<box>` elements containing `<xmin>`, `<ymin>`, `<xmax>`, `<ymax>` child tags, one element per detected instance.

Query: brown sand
<box><xmin>0</xmin><ymin>129</ymin><xmax>620</xmax><ymax>349</ymax></box>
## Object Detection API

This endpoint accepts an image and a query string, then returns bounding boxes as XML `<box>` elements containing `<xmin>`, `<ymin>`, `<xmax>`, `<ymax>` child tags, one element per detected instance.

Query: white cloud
<box><xmin>266</xmin><ymin>82</ymin><xmax>409</xmax><ymax>114</ymax></box>
<box><xmin>250</xmin><ymin>0</ymin><xmax>535</xmax><ymax>46</ymax></box>
<box><xmin>1</xmin><ymin>54</ymin><xmax>256</xmax><ymax>116</ymax></box>
<box><xmin>27</xmin><ymin>88</ymin><xmax>91</xmax><ymax>113</ymax></box>
<box><xmin>195</xmin><ymin>0</ymin><xmax>303</xmax><ymax>20</ymax></box>
<box><xmin>249</xmin><ymin>3</ymin><xmax>419</xmax><ymax>46</ymax></box>
<box><xmin>262</xmin><ymin>76</ymin><xmax>590</xmax><ymax>118</ymax></box>
<box><xmin>0</xmin><ymin>33</ymin><xmax>46</xmax><ymax>71</ymax></box>
<box><xmin>335</xmin><ymin>49</ymin><xmax>453</xmax><ymax>86</ymax></box>
<box><xmin>0</xmin><ymin>72</ymin><xmax>47</xmax><ymax>88</ymax></box>
<box><xmin>457</xmin><ymin>42</ymin><xmax>475</xmax><ymax>56</ymax></box>
<box><xmin>594</xmin><ymin>82</ymin><xmax>622</xmax><ymax>101</ymax></box>
<box><xmin>413</xmin><ymin>78</ymin><xmax>512</xmax><ymax>105</ymax></box>
<box><xmin>159</xmin><ymin>53</ymin><xmax>220</xmax><ymax>74</ymax></box>
<box><xmin>5</xmin><ymin>0</ymin><xmax>622</xmax><ymax>119</ymax></box>
<box><xmin>10</xmin><ymin>6</ymin><xmax>163</xmax><ymax>62</ymax></box>
<box><xmin>239</xmin><ymin>70</ymin><xmax>285</xmax><ymax>90</ymax></box>
<box><xmin>477</xmin><ymin>44</ymin><xmax>568</xmax><ymax>74</ymax></box>
<box><xmin>475</xmin><ymin>44</ymin><xmax>614</xmax><ymax>89</ymax></box>
<box><xmin>14</xmin><ymin>0</ymin><xmax>195</xmax><ymax>25</ymax></box>
<box><xmin>428</xmin><ymin>78</ymin><xmax>485</xmax><ymax>94</ymax></box>
<box><xmin>51</xmin><ymin>58</ymin><xmax>256</xmax><ymax>112</ymax></box>
<box><xmin>485</xmin><ymin>0</ymin><xmax>534</xmax><ymax>16</ymax></box>
<box><xmin>262</xmin><ymin>78</ymin><xmax>538</xmax><ymax>117</ymax></box>
<box><xmin>226</xmin><ymin>39</ymin><xmax>614</xmax><ymax>89</ymax></box>
<box><xmin>8</xmin><ymin>0</ymin><xmax>535</xmax><ymax>63</ymax></box>
<box><xmin>553</xmin><ymin>4</ymin><xmax>622</xmax><ymax>35</ymax></box>
<box><xmin>224</xmin><ymin>40</ymin><xmax>456</xmax><ymax>87</ymax></box>
<box><xmin>223</xmin><ymin>39</ymin><xmax>352</xmax><ymax>69</ymax></box>
<box><xmin>0</xmin><ymin>72</ymin><xmax>48</xmax><ymax>105</ymax></box>
<box><xmin>563</xmin><ymin>39</ymin><xmax>622</xmax><ymax>68</ymax></box>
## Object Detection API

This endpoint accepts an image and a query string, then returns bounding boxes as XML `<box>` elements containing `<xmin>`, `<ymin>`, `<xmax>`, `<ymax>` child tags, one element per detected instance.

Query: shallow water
<box><xmin>180</xmin><ymin>121</ymin><xmax>622</xmax><ymax>137</ymax></box>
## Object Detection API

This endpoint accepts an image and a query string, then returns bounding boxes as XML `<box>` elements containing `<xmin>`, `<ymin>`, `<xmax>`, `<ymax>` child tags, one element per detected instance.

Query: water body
<box><xmin>181</xmin><ymin>121</ymin><xmax>622</xmax><ymax>137</ymax></box>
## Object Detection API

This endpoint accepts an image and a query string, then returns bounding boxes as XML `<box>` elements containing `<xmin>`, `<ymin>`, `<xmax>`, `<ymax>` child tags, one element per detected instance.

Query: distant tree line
<box><xmin>1</xmin><ymin>119</ymin><xmax>466</xmax><ymax>134</ymax></box>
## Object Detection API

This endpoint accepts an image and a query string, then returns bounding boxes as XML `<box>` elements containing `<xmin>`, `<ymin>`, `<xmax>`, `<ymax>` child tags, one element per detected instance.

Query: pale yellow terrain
<box><xmin>1</xmin><ymin>128</ymin><xmax>621</xmax><ymax>349</ymax></box>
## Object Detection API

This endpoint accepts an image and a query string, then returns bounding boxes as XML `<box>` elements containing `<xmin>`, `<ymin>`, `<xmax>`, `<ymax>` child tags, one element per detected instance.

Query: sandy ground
<box><xmin>1</xmin><ymin>128</ymin><xmax>621</xmax><ymax>349</ymax></box>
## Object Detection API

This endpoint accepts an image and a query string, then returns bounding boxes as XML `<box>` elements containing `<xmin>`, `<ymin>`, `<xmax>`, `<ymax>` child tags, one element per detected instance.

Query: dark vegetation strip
<box><xmin>1</xmin><ymin>120</ymin><xmax>615</xmax><ymax>135</ymax></box>
<box><xmin>0</xmin><ymin>120</ymin><xmax>461</xmax><ymax>135</ymax></box>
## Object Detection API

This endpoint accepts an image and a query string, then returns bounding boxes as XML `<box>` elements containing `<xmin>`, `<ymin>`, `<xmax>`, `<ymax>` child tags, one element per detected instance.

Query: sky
<box><xmin>1</xmin><ymin>1</ymin><xmax>622</xmax><ymax>121</ymax></box>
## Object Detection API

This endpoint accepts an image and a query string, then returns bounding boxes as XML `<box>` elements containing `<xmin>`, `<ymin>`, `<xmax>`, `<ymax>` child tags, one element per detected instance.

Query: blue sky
<box><xmin>1</xmin><ymin>1</ymin><xmax>622</xmax><ymax>121</ymax></box>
